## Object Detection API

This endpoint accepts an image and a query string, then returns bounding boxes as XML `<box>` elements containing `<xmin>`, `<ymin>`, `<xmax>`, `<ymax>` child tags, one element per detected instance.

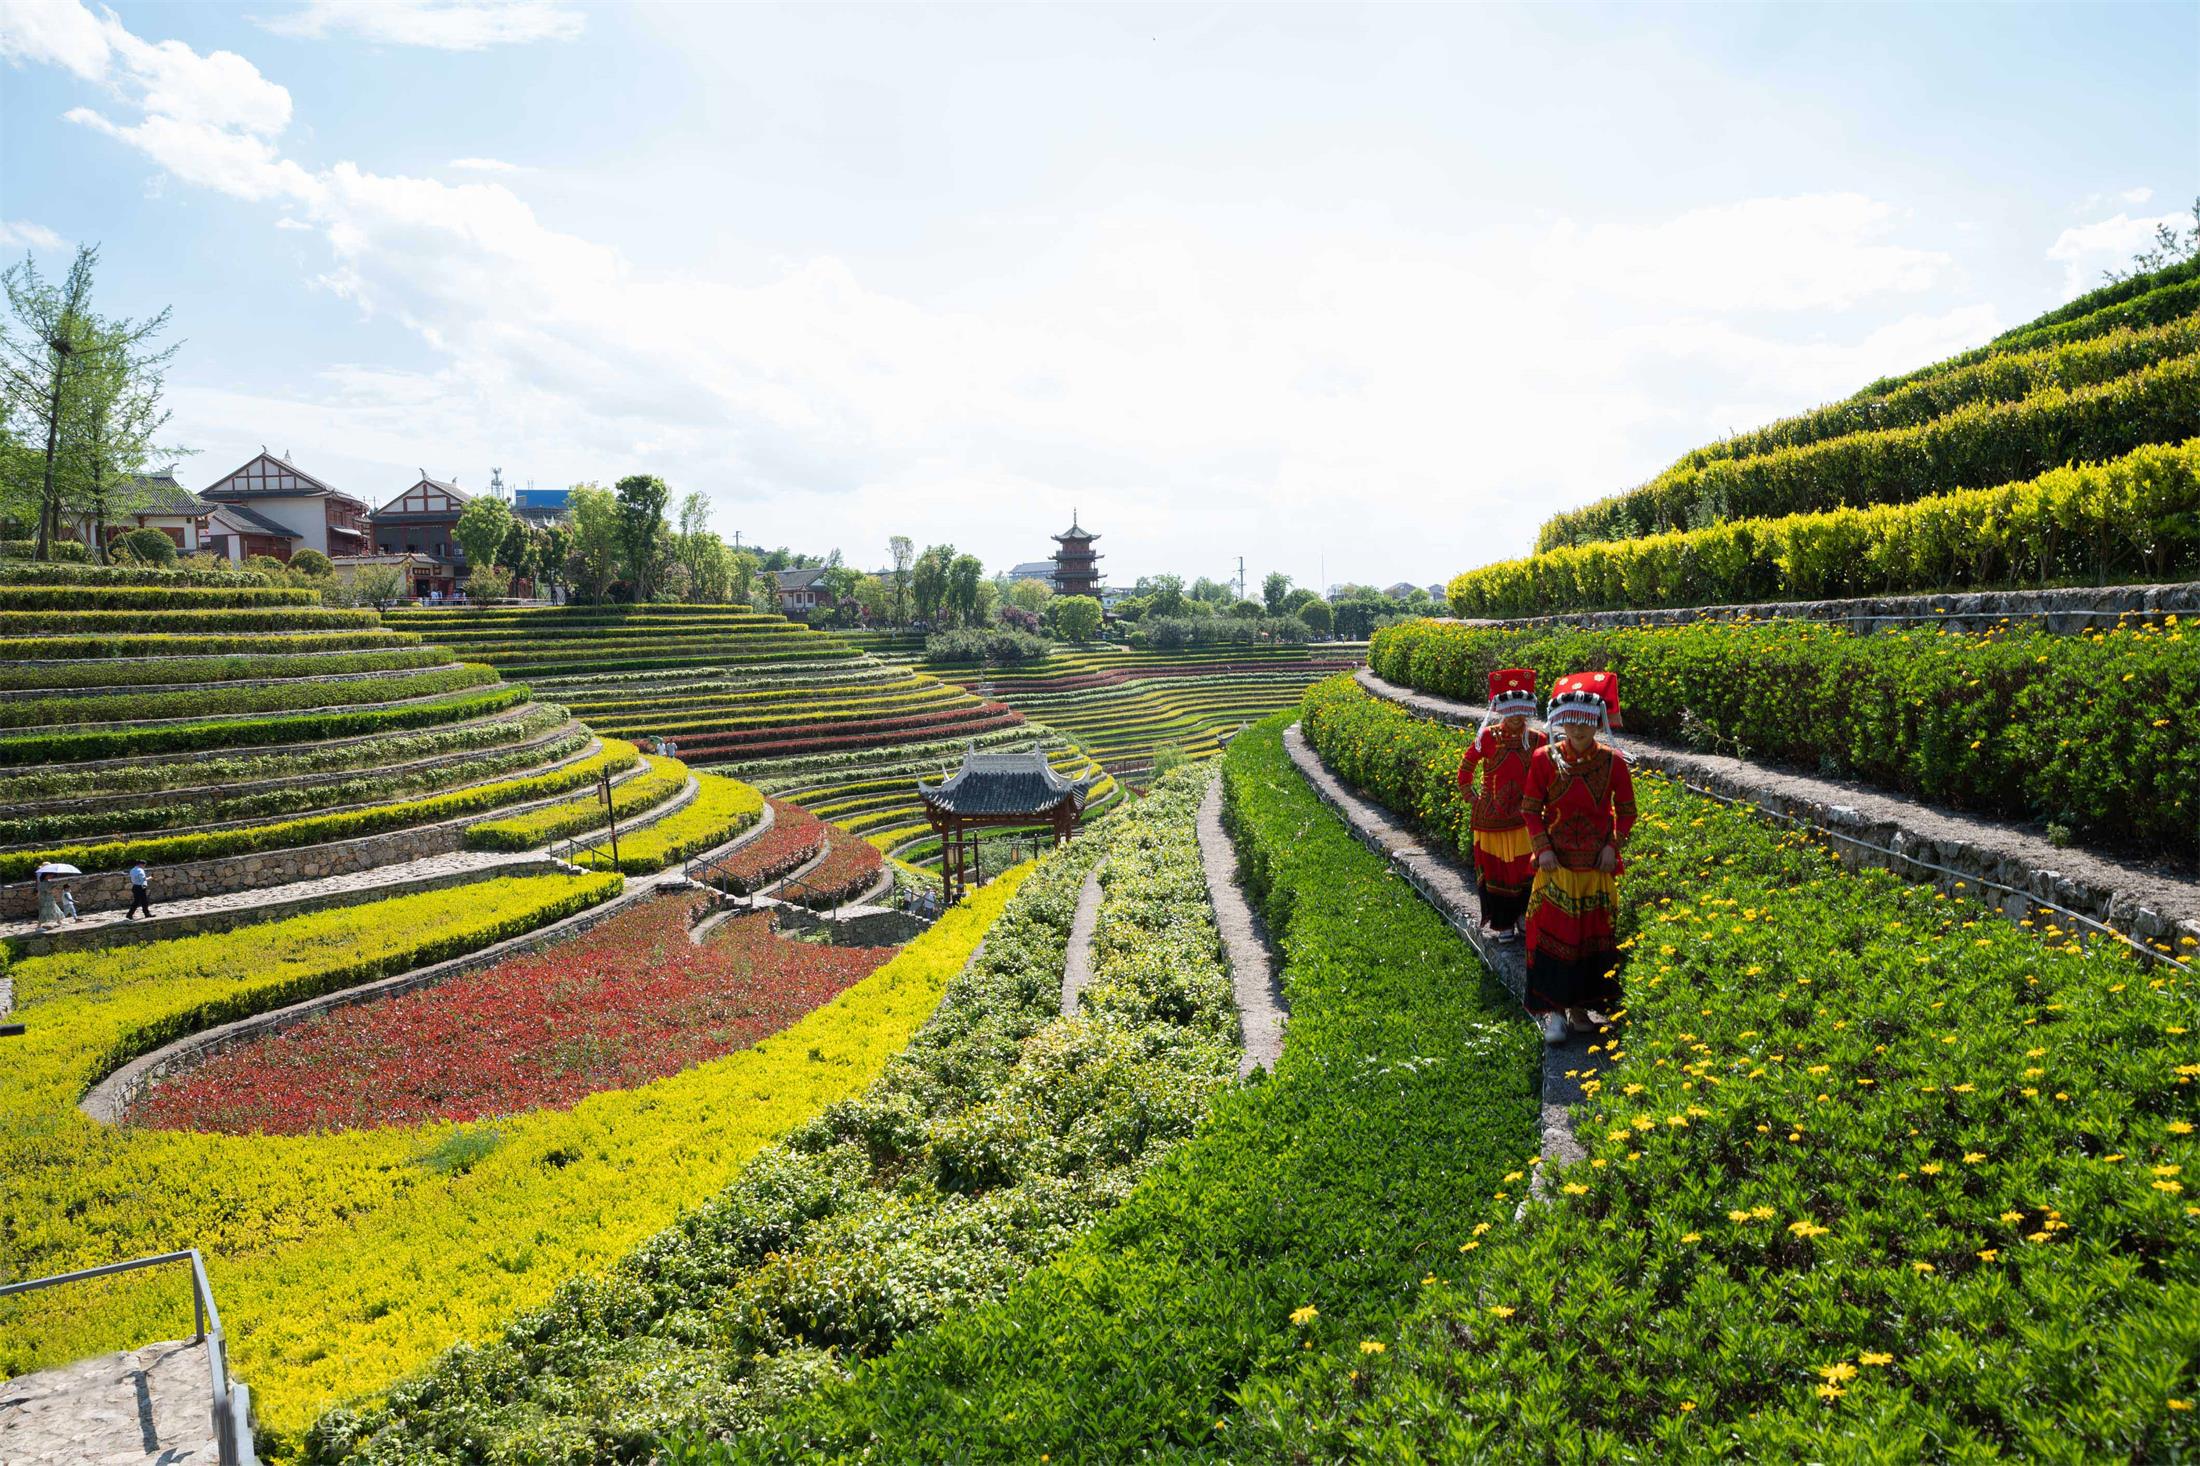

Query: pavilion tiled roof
<box><xmin>918</xmin><ymin>744</ymin><xmax>1094</xmax><ymax>817</ymax></box>
<box><xmin>117</xmin><ymin>471</ymin><xmax>209</xmax><ymax>516</ymax></box>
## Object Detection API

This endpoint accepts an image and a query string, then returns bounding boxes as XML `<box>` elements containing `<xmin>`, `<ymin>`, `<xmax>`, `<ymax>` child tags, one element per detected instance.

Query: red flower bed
<box><xmin>129</xmin><ymin>894</ymin><xmax>897</xmax><ymax>1134</ymax></box>
<box><xmin>786</xmin><ymin>835</ymin><xmax>886</xmax><ymax>909</ymax></box>
<box><xmin>676</xmin><ymin>706</ymin><xmax>1022</xmax><ymax>759</ymax></box>
<box><xmin>710</xmin><ymin>799</ymin><xmax>826</xmax><ymax>893</ymax></box>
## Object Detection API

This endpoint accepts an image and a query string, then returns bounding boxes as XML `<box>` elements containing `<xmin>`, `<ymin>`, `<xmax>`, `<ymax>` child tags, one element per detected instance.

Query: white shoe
<box><xmin>1540</xmin><ymin>1012</ymin><xmax>1569</xmax><ymax>1045</ymax></box>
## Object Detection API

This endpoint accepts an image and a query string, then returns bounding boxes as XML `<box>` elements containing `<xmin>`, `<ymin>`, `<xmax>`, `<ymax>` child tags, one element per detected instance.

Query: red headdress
<box><xmin>1546</xmin><ymin>670</ymin><xmax>1622</xmax><ymax>732</ymax></box>
<box><xmin>1486</xmin><ymin>667</ymin><xmax>1538</xmax><ymax>718</ymax></box>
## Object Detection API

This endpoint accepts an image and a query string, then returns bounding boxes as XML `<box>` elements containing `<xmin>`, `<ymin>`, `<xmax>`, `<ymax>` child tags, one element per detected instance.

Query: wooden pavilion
<box><xmin>918</xmin><ymin>744</ymin><xmax>1095</xmax><ymax>904</ymax></box>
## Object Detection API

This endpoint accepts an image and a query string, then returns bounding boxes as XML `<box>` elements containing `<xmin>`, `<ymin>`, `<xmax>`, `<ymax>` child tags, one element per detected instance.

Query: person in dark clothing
<box><xmin>126</xmin><ymin>859</ymin><xmax>153</xmax><ymax>919</ymax></box>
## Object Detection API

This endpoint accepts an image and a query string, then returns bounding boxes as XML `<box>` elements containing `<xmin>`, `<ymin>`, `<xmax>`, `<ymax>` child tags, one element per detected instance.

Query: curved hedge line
<box><xmin>0</xmin><ymin>664</ymin><xmax>493</xmax><ymax>730</ymax></box>
<box><xmin>0</xmin><ymin>630</ymin><xmax>421</xmax><ymax>659</ymax></box>
<box><xmin>0</xmin><ymin>648</ymin><xmax>447</xmax><ymax>693</ymax></box>
<box><xmin>4</xmin><ymin>738</ymin><xmax>636</xmax><ymax>878</ymax></box>
<box><xmin>0</xmin><ymin>606</ymin><xmax>380</xmax><ymax>633</ymax></box>
<box><xmin>465</xmin><ymin>753</ymin><xmax>687</xmax><ymax>850</ymax></box>
<box><xmin>1538</xmin><ymin>352</ymin><xmax>2200</xmax><ymax>550</ymax></box>
<box><xmin>1453</xmin><ymin>438</ymin><xmax>2200</xmax><ymax>615</ymax></box>
<box><xmin>0</xmin><ymin>682</ymin><xmax>531</xmax><ymax>767</ymax></box>
<box><xmin>1369</xmin><ymin>617</ymin><xmax>2200</xmax><ymax>854</ymax></box>
<box><xmin>1250</xmin><ymin>678</ymin><xmax>2200</xmax><ymax>1462</ymax></box>
<box><xmin>1664</xmin><ymin>318</ymin><xmax>2200</xmax><ymax>476</ymax></box>
<box><xmin>0</xmin><ymin>584</ymin><xmax>323</xmax><ymax>610</ymax></box>
<box><xmin>313</xmin><ymin>770</ymin><xmax>1235</xmax><ymax>1460</ymax></box>
<box><xmin>570</xmin><ymin>770</ymin><xmax>766</xmax><ymax>873</ymax></box>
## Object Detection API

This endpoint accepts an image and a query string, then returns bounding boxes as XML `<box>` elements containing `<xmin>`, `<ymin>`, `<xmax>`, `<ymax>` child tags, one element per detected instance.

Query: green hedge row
<box><xmin>0</xmin><ymin>606</ymin><xmax>378</xmax><ymax>633</ymax></box>
<box><xmin>1669</xmin><ymin>318</ymin><xmax>2200</xmax><ymax>475</ymax></box>
<box><xmin>4</xmin><ymin>739</ymin><xmax>636</xmax><ymax>879</ymax></box>
<box><xmin>1369</xmin><ymin>617</ymin><xmax>2200</xmax><ymax>854</ymax></box>
<box><xmin>0</xmin><ymin>630</ymin><xmax>421</xmax><ymax>660</ymax></box>
<box><xmin>311</xmin><ymin>766</ymin><xmax>1240</xmax><ymax>1460</ymax></box>
<box><xmin>0</xmin><ymin>563</ymin><xmax>273</xmax><ymax>589</ymax></box>
<box><xmin>0</xmin><ymin>664</ymin><xmax>492</xmax><ymax>730</ymax></box>
<box><xmin>0</xmin><ymin>683</ymin><xmax>530</xmax><ymax>767</ymax></box>
<box><xmin>1251</xmin><ymin>677</ymin><xmax>2200</xmax><ymax>1461</ymax></box>
<box><xmin>686</xmin><ymin>715</ymin><xmax>1538</xmax><ymax>1461</ymax></box>
<box><xmin>0</xmin><ymin>584</ymin><xmax>322</xmax><ymax>610</ymax></box>
<box><xmin>4</xmin><ymin>727</ymin><xmax>593</xmax><ymax>847</ymax></box>
<box><xmin>464</xmin><ymin>746</ymin><xmax>674</xmax><ymax>850</ymax></box>
<box><xmin>0</xmin><ymin>648</ymin><xmax>446</xmax><ymax>693</ymax></box>
<box><xmin>1453</xmin><ymin>438</ymin><xmax>2200</xmax><ymax>615</ymax></box>
<box><xmin>1538</xmin><ymin>352</ymin><xmax>2200</xmax><ymax>550</ymax></box>
<box><xmin>0</xmin><ymin>539</ymin><xmax>89</xmax><ymax>562</ymax></box>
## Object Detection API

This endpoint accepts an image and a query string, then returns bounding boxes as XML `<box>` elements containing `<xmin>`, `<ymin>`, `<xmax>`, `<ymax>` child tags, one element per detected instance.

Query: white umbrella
<box><xmin>33</xmin><ymin>862</ymin><xmax>82</xmax><ymax>878</ymax></box>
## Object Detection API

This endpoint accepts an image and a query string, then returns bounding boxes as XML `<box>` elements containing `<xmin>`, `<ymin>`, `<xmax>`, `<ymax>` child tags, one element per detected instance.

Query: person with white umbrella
<box><xmin>33</xmin><ymin>861</ymin><xmax>80</xmax><ymax>929</ymax></box>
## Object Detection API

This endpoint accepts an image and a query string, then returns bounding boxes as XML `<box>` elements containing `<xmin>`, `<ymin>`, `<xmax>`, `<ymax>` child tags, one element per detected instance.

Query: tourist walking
<box><xmin>126</xmin><ymin>859</ymin><xmax>153</xmax><ymax>920</ymax></box>
<box><xmin>1455</xmin><ymin>667</ymin><xmax>1545</xmax><ymax>941</ymax></box>
<box><xmin>35</xmin><ymin>875</ymin><xmax>61</xmax><ymax>929</ymax></box>
<box><xmin>57</xmin><ymin>882</ymin><xmax>77</xmax><ymax>921</ymax></box>
<box><xmin>1518</xmin><ymin>672</ymin><xmax>1634</xmax><ymax>1044</ymax></box>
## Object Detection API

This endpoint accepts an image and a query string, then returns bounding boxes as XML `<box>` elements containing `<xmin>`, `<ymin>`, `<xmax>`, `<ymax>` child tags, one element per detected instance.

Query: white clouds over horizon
<box><xmin>256</xmin><ymin>0</ymin><xmax>583</xmax><ymax>50</ymax></box>
<box><xmin>0</xmin><ymin>219</ymin><xmax>67</xmax><ymax>249</ymax></box>
<box><xmin>0</xmin><ymin>0</ymin><xmax>2179</xmax><ymax>580</ymax></box>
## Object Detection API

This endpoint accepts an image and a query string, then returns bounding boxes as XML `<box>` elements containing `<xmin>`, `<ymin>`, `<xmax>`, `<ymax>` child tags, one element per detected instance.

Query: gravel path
<box><xmin>1283</xmin><ymin>722</ymin><xmax>1588</xmax><ymax>1181</ymax></box>
<box><xmin>0</xmin><ymin>1337</ymin><xmax>226</xmax><ymax>1465</ymax></box>
<box><xmin>1195</xmin><ymin>776</ymin><xmax>1287</xmax><ymax>1077</ymax></box>
<box><xmin>1060</xmin><ymin>866</ymin><xmax>1105</xmax><ymax>1017</ymax></box>
<box><xmin>1356</xmin><ymin>668</ymin><xmax>2200</xmax><ymax>958</ymax></box>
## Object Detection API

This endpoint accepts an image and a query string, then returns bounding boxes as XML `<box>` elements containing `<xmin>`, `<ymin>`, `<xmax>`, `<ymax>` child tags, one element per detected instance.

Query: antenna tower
<box><xmin>489</xmin><ymin>467</ymin><xmax>507</xmax><ymax>502</ymax></box>
<box><xmin>1234</xmin><ymin>556</ymin><xmax>1246</xmax><ymax>601</ymax></box>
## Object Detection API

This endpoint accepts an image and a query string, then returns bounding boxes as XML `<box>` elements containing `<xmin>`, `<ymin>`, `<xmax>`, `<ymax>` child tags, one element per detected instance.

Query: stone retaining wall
<box><xmin>1443</xmin><ymin>580</ymin><xmax>2200</xmax><ymax>636</ymax></box>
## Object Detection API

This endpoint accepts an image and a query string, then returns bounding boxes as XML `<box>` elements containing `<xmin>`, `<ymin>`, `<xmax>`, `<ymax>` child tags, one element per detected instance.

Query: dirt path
<box><xmin>1195</xmin><ymin>777</ymin><xmax>1286</xmax><ymax>1077</ymax></box>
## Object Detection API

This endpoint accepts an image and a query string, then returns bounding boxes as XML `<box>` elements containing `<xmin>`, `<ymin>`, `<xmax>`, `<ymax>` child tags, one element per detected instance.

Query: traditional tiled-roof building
<box><xmin>199</xmin><ymin>450</ymin><xmax>370</xmax><ymax>560</ymax></box>
<box><xmin>1050</xmin><ymin>513</ymin><xmax>1103</xmax><ymax>598</ymax></box>
<box><xmin>368</xmin><ymin>474</ymin><xmax>471</xmax><ymax>598</ymax></box>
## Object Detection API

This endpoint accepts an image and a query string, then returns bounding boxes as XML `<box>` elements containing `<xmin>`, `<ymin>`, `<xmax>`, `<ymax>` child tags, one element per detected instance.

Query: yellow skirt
<box><xmin>1470</xmin><ymin>825</ymin><xmax>1534</xmax><ymax>861</ymax></box>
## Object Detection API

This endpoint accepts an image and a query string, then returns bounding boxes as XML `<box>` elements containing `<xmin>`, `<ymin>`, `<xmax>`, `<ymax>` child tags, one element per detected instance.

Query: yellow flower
<box><xmin>1750</xmin><ymin>1204</ymin><xmax>1775</xmax><ymax>1220</ymax></box>
<box><xmin>1963</xmin><ymin>1152</ymin><xmax>1986</xmax><ymax>1165</ymax></box>
<box><xmin>2171</xmin><ymin>1399</ymin><xmax>2195</xmax><ymax>1412</ymax></box>
<box><xmin>1816</xmin><ymin>1382</ymin><xmax>1847</xmax><ymax>1401</ymax></box>
<box><xmin>2153</xmin><ymin>1180</ymin><xmax>2185</xmax><ymax>1194</ymax></box>
<box><xmin>1858</xmin><ymin>1352</ymin><xmax>1893</xmax><ymax>1367</ymax></box>
<box><xmin>1788</xmin><ymin>1220</ymin><xmax>1830</xmax><ymax>1239</ymax></box>
<box><xmin>1290</xmin><ymin>1305</ymin><xmax>1318</xmax><ymax>1326</ymax></box>
<box><xmin>1358</xmin><ymin>1339</ymin><xmax>1387</xmax><ymax>1355</ymax></box>
<box><xmin>1679</xmin><ymin>1400</ymin><xmax>1696</xmax><ymax>1413</ymax></box>
<box><xmin>1918</xmin><ymin>1162</ymin><xmax>1944</xmax><ymax>1175</ymax></box>
<box><xmin>1562</xmin><ymin>1182</ymin><xmax>1589</xmax><ymax>1196</ymax></box>
<box><xmin>2155</xmin><ymin>1165</ymin><xmax>2183</xmax><ymax>1177</ymax></box>
<box><xmin>1680</xmin><ymin>1232</ymin><xmax>1702</xmax><ymax>1243</ymax></box>
<box><xmin>1421</xmin><ymin>1274</ymin><xmax>1438</xmax><ymax>1286</ymax></box>
<box><xmin>1978</xmin><ymin>1248</ymin><xmax>2000</xmax><ymax>1262</ymax></box>
<box><xmin>1817</xmin><ymin>1362</ymin><xmax>1859</xmax><ymax>1384</ymax></box>
<box><xmin>1472</xmin><ymin>1222</ymin><xmax>1491</xmax><ymax>1236</ymax></box>
<box><xmin>1488</xmin><ymin>1305</ymin><xmax>1516</xmax><ymax>1319</ymax></box>
<box><xmin>1913</xmin><ymin>1261</ymin><xmax>1936</xmax><ymax>1273</ymax></box>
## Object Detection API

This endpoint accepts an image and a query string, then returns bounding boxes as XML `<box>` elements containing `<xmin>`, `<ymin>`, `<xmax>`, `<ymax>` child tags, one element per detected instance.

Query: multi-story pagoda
<box><xmin>1050</xmin><ymin>512</ymin><xmax>1103</xmax><ymax>597</ymax></box>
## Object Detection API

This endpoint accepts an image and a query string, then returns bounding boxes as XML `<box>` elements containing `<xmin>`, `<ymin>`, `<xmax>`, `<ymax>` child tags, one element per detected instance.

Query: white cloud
<box><xmin>0</xmin><ymin>0</ymin><xmax>110</xmax><ymax>78</ymax></box>
<box><xmin>2046</xmin><ymin>207</ymin><xmax>2188</xmax><ymax>297</ymax></box>
<box><xmin>447</xmin><ymin>156</ymin><xmax>526</xmax><ymax>173</ymax></box>
<box><xmin>1546</xmin><ymin>193</ymin><xmax>1952</xmax><ymax>312</ymax></box>
<box><xmin>258</xmin><ymin>0</ymin><xmax>583</xmax><ymax>50</ymax></box>
<box><xmin>0</xmin><ymin>219</ymin><xmax>67</xmax><ymax>250</ymax></box>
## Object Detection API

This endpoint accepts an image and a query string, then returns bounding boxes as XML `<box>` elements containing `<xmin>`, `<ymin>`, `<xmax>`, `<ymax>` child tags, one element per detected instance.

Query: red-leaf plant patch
<box><xmin>128</xmin><ymin>893</ymin><xmax>896</xmax><ymax>1135</ymax></box>
<box><xmin>708</xmin><ymin>799</ymin><xmax>827</xmax><ymax>894</ymax></box>
<box><xmin>784</xmin><ymin>835</ymin><xmax>886</xmax><ymax>909</ymax></box>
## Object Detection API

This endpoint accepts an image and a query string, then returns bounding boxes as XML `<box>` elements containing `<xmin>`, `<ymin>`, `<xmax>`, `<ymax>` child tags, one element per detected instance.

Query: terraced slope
<box><xmin>928</xmin><ymin>641</ymin><xmax>1366</xmax><ymax>777</ymax></box>
<box><xmin>386</xmin><ymin>605</ymin><xmax>1119</xmax><ymax>871</ymax></box>
<box><xmin>0</xmin><ymin>574</ymin><xmax>699</xmax><ymax>919</ymax></box>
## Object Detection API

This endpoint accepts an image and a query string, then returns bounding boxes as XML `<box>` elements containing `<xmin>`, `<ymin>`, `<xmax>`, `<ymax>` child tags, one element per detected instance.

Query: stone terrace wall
<box><xmin>1444</xmin><ymin>580</ymin><xmax>2200</xmax><ymax>636</ymax></box>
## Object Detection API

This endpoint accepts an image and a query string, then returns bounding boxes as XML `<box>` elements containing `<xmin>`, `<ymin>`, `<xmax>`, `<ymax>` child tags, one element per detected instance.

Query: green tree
<box><xmin>351</xmin><ymin>562</ymin><xmax>407</xmax><ymax>611</ymax></box>
<box><xmin>565</xmin><ymin>483</ymin><xmax>620</xmax><ymax>602</ymax></box>
<box><xmin>912</xmin><ymin>543</ymin><xmax>955</xmax><ymax>623</ymax></box>
<box><xmin>947</xmin><ymin>552</ymin><xmax>984</xmax><ymax>626</ymax></box>
<box><xmin>615</xmin><ymin>474</ymin><xmax>671</xmax><ymax>599</ymax></box>
<box><xmin>730</xmin><ymin>547</ymin><xmax>761</xmax><ymax>607</ymax></box>
<box><xmin>1140</xmin><ymin>574</ymin><xmax>1187</xmax><ymax>617</ymax></box>
<box><xmin>538</xmin><ymin>524</ymin><xmax>570</xmax><ymax>600</ymax></box>
<box><xmin>288</xmin><ymin>547</ymin><xmax>333</xmax><ymax>578</ymax></box>
<box><xmin>454</xmin><ymin>495</ymin><xmax>515</xmax><ymax>577</ymax></box>
<box><xmin>1190</xmin><ymin>575</ymin><xmax>1233</xmax><ymax>606</ymax></box>
<box><xmin>1299</xmin><ymin>598</ymin><xmax>1333</xmax><ymax>636</ymax></box>
<box><xmin>1053</xmin><ymin>594</ymin><xmax>1102</xmax><ymax>643</ymax></box>
<box><xmin>113</xmin><ymin>526</ymin><xmax>177</xmax><ymax>565</ymax></box>
<box><xmin>1005</xmin><ymin>576</ymin><xmax>1053</xmax><ymax>615</ymax></box>
<box><xmin>1262</xmin><ymin>571</ymin><xmax>1292</xmax><ymax>613</ymax></box>
<box><xmin>0</xmin><ymin>244</ymin><xmax>175</xmax><ymax>558</ymax></box>
<box><xmin>67</xmin><ymin>317</ymin><xmax>184</xmax><ymax>563</ymax></box>
<box><xmin>888</xmin><ymin>535</ymin><xmax>914</xmax><ymax>625</ymax></box>
<box><xmin>496</xmin><ymin>516</ymin><xmax>530</xmax><ymax>576</ymax></box>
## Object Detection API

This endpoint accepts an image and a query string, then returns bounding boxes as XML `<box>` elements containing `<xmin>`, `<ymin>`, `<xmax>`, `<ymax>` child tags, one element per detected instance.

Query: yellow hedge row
<box><xmin>0</xmin><ymin>864</ymin><xmax>1027</xmax><ymax>1450</ymax></box>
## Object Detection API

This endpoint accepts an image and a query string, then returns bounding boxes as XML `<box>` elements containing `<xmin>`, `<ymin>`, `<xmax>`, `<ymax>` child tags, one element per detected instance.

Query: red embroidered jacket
<box><xmin>1456</xmin><ymin>726</ymin><xmax>1547</xmax><ymax>832</ymax></box>
<box><xmin>1519</xmin><ymin>742</ymin><xmax>1637</xmax><ymax>871</ymax></box>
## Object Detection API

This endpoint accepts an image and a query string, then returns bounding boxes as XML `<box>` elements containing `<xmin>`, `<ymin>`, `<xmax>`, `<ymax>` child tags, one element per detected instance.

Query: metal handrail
<box><xmin>0</xmin><ymin>1248</ymin><xmax>251</xmax><ymax>1465</ymax></box>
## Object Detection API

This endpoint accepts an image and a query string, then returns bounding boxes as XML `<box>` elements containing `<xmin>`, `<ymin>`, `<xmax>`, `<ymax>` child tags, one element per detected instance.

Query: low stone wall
<box><xmin>6</xmin><ymin>858</ymin><xmax>567</xmax><ymax>958</ymax></box>
<box><xmin>1443</xmin><ymin>580</ymin><xmax>2200</xmax><ymax>636</ymax></box>
<box><xmin>1355</xmin><ymin>668</ymin><xmax>2200</xmax><ymax>959</ymax></box>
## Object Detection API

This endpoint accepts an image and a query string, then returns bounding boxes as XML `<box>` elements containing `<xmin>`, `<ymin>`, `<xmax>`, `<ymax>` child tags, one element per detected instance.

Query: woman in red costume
<box><xmin>1518</xmin><ymin>671</ymin><xmax>1635</xmax><ymax>1044</ymax></box>
<box><xmin>1455</xmin><ymin>668</ymin><xmax>1545</xmax><ymax>941</ymax></box>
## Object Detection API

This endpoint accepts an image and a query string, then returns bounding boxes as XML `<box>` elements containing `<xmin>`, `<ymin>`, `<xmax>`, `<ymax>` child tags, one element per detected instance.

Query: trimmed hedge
<box><xmin>0</xmin><ymin>584</ymin><xmax>322</xmax><ymax>610</ymax></box>
<box><xmin>465</xmin><ymin>754</ymin><xmax>688</xmax><ymax>850</ymax></box>
<box><xmin>4</xmin><ymin>739</ymin><xmax>638</xmax><ymax>879</ymax></box>
<box><xmin>0</xmin><ymin>664</ymin><xmax>492</xmax><ymax>730</ymax></box>
<box><xmin>311</xmin><ymin>772</ymin><xmax>1233</xmax><ymax>1460</ymax></box>
<box><xmin>571</xmin><ymin>770</ymin><xmax>766</xmax><ymax>873</ymax></box>
<box><xmin>1451</xmin><ymin>438</ymin><xmax>2200</xmax><ymax>615</ymax></box>
<box><xmin>696</xmin><ymin>717</ymin><xmax>1539</xmax><ymax>1461</ymax></box>
<box><xmin>0</xmin><ymin>562</ymin><xmax>273</xmax><ymax>588</ymax></box>
<box><xmin>1257</xmin><ymin>680</ymin><xmax>2200</xmax><ymax>1461</ymax></box>
<box><xmin>1538</xmin><ymin>352</ymin><xmax>2200</xmax><ymax>550</ymax></box>
<box><xmin>0</xmin><ymin>648</ymin><xmax>446</xmax><ymax>693</ymax></box>
<box><xmin>0</xmin><ymin>606</ymin><xmax>378</xmax><ymax>633</ymax></box>
<box><xmin>0</xmin><ymin>682</ymin><xmax>530</xmax><ymax>767</ymax></box>
<box><xmin>1368</xmin><ymin>617</ymin><xmax>2200</xmax><ymax>855</ymax></box>
<box><xmin>0</xmin><ymin>538</ymin><xmax>89</xmax><ymax>561</ymax></box>
<box><xmin>0</xmin><ymin>630</ymin><xmax>421</xmax><ymax>659</ymax></box>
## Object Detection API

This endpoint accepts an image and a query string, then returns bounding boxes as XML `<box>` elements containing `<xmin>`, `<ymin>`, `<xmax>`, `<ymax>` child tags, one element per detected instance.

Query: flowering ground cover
<box><xmin>1268</xmin><ymin>678</ymin><xmax>2200</xmax><ymax>1460</ymax></box>
<box><xmin>785</xmin><ymin>832</ymin><xmax>885</xmax><ymax>907</ymax></box>
<box><xmin>311</xmin><ymin>767</ymin><xmax>1237</xmax><ymax>1462</ymax></box>
<box><xmin>131</xmin><ymin>894</ymin><xmax>896</xmax><ymax>1134</ymax></box>
<box><xmin>1</xmin><ymin>867</ymin><xmax>1026</xmax><ymax>1453</ymax></box>
<box><xmin>706</xmin><ymin>798</ymin><xmax>829</xmax><ymax>892</ymax></box>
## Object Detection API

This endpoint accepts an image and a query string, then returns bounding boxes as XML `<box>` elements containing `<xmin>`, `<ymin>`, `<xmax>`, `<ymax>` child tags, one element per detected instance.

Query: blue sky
<box><xmin>1</xmin><ymin>0</ymin><xmax>2192</xmax><ymax>587</ymax></box>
